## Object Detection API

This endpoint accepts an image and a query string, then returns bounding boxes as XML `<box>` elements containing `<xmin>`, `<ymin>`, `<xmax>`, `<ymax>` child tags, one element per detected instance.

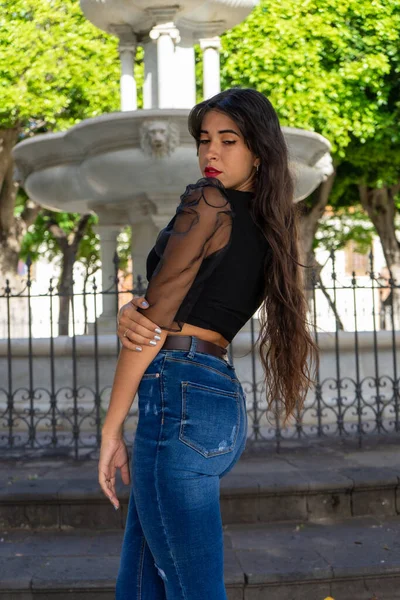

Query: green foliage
<box><xmin>116</xmin><ymin>226</ymin><xmax>132</xmax><ymax>274</ymax></box>
<box><xmin>315</xmin><ymin>207</ymin><xmax>375</xmax><ymax>254</ymax></box>
<box><xmin>14</xmin><ymin>188</ymin><xmax>29</xmax><ymax>217</ymax></box>
<box><xmin>19</xmin><ymin>211</ymin><xmax>100</xmax><ymax>271</ymax></box>
<box><xmin>220</xmin><ymin>0</ymin><xmax>400</xmax><ymax>257</ymax></box>
<box><xmin>75</xmin><ymin>218</ymin><xmax>101</xmax><ymax>277</ymax></box>
<box><xmin>1</xmin><ymin>0</ymin><xmax>132</xmax><ymax>278</ymax></box>
<box><xmin>3</xmin><ymin>0</ymin><xmax>399</xmax><ymax>272</ymax></box>
<box><xmin>20</xmin><ymin>211</ymin><xmax>133</xmax><ymax>278</ymax></box>
<box><xmin>221</xmin><ymin>0</ymin><xmax>399</xmax><ymax>173</ymax></box>
<box><xmin>135</xmin><ymin>46</ymin><xmax>144</xmax><ymax>109</ymax></box>
<box><xmin>0</xmin><ymin>0</ymin><xmax>121</xmax><ymax>131</ymax></box>
<box><xmin>194</xmin><ymin>44</ymin><xmax>203</xmax><ymax>104</ymax></box>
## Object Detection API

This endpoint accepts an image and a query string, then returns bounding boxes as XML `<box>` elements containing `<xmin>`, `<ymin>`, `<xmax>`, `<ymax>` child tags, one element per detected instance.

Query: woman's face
<box><xmin>198</xmin><ymin>110</ymin><xmax>260</xmax><ymax>192</ymax></box>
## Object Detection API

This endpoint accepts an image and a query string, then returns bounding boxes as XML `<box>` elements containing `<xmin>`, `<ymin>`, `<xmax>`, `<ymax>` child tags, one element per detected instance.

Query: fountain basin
<box><xmin>13</xmin><ymin>109</ymin><xmax>333</xmax><ymax>215</ymax></box>
<box><xmin>81</xmin><ymin>0</ymin><xmax>259</xmax><ymax>39</ymax></box>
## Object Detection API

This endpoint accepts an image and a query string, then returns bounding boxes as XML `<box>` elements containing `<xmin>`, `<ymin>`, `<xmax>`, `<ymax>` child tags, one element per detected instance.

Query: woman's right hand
<box><xmin>117</xmin><ymin>296</ymin><xmax>162</xmax><ymax>351</ymax></box>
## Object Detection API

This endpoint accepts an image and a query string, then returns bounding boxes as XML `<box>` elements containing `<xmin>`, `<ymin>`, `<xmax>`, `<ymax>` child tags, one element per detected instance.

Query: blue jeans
<box><xmin>116</xmin><ymin>336</ymin><xmax>247</xmax><ymax>600</ymax></box>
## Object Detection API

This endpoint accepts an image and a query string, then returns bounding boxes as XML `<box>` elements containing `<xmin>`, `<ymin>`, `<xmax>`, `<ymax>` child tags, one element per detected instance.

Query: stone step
<box><xmin>2</xmin><ymin>443</ymin><xmax>400</xmax><ymax>530</ymax></box>
<box><xmin>1</xmin><ymin>515</ymin><xmax>400</xmax><ymax>599</ymax></box>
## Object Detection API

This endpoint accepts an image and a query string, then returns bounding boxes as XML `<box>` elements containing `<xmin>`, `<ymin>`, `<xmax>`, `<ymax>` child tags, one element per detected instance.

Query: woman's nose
<box><xmin>205</xmin><ymin>143</ymin><xmax>219</xmax><ymax>160</ymax></box>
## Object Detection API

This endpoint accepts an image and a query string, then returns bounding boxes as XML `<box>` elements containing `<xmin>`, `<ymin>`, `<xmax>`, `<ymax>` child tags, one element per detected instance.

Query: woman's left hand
<box><xmin>98</xmin><ymin>434</ymin><xmax>131</xmax><ymax>510</ymax></box>
<box><xmin>117</xmin><ymin>296</ymin><xmax>161</xmax><ymax>351</ymax></box>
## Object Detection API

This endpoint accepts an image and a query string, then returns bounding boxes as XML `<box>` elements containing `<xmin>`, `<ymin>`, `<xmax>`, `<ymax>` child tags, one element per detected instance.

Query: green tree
<box><xmin>20</xmin><ymin>211</ymin><xmax>98</xmax><ymax>334</ymax></box>
<box><xmin>0</xmin><ymin>0</ymin><xmax>120</xmax><ymax>277</ymax></box>
<box><xmin>20</xmin><ymin>214</ymin><xmax>133</xmax><ymax>334</ymax></box>
<box><xmin>4</xmin><ymin>0</ymin><xmax>400</xmax><ymax>325</ymax></box>
<box><xmin>221</xmin><ymin>0</ymin><xmax>400</xmax><ymax>289</ymax></box>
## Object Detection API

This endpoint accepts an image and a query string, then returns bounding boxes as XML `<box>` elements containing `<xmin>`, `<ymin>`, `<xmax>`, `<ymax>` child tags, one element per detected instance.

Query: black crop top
<box><xmin>137</xmin><ymin>177</ymin><xmax>271</xmax><ymax>343</ymax></box>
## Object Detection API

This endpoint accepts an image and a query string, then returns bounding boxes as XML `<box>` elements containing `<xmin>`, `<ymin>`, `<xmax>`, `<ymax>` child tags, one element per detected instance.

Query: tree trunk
<box><xmin>57</xmin><ymin>247</ymin><xmax>75</xmax><ymax>336</ymax></box>
<box><xmin>0</xmin><ymin>127</ymin><xmax>41</xmax><ymax>279</ymax></box>
<box><xmin>48</xmin><ymin>214</ymin><xmax>92</xmax><ymax>335</ymax></box>
<box><xmin>318</xmin><ymin>271</ymin><xmax>345</xmax><ymax>330</ymax></box>
<box><xmin>297</xmin><ymin>170</ymin><xmax>336</xmax><ymax>304</ymax></box>
<box><xmin>83</xmin><ymin>268</ymin><xmax>91</xmax><ymax>335</ymax></box>
<box><xmin>359</xmin><ymin>184</ymin><xmax>400</xmax><ymax>329</ymax></box>
<box><xmin>297</xmin><ymin>170</ymin><xmax>336</xmax><ymax>263</ymax></box>
<box><xmin>0</xmin><ymin>127</ymin><xmax>22</xmax><ymax>277</ymax></box>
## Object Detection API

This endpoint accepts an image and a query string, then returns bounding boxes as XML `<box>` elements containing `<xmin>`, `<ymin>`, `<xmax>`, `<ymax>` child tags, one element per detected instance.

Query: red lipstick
<box><xmin>205</xmin><ymin>166</ymin><xmax>222</xmax><ymax>177</ymax></box>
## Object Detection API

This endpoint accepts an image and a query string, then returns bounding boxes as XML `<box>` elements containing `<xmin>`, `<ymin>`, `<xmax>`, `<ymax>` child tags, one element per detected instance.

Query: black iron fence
<box><xmin>0</xmin><ymin>250</ymin><xmax>399</xmax><ymax>458</ymax></box>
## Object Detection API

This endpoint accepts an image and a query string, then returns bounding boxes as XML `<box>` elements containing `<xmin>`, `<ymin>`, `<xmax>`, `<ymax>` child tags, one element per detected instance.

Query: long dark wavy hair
<box><xmin>188</xmin><ymin>87</ymin><xmax>319</xmax><ymax>427</ymax></box>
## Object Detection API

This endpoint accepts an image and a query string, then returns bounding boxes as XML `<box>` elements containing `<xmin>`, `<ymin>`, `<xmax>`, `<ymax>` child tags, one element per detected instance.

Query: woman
<box><xmin>98</xmin><ymin>87</ymin><xmax>318</xmax><ymax>599</ymax></box>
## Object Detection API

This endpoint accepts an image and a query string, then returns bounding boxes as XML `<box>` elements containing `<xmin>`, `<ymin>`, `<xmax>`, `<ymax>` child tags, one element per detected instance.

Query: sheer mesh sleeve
<box><xmin>137</xmin><ymin>177</ymin><xmax>235</xmax><ymax>332</ymax></box>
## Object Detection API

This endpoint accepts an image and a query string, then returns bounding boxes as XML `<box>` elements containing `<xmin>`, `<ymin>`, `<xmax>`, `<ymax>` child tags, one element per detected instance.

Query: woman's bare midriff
<box><xmin>166</xmin><ymin>322</ymin><xmax>229</xmax><ymax>350</ymax></box>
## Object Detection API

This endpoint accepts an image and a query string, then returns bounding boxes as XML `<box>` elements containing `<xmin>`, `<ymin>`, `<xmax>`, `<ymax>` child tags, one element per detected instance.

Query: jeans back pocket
<box><xmin>179</xmin><ymin>381</ymin><xmax>240</xmax><ymax>458</ymax></box>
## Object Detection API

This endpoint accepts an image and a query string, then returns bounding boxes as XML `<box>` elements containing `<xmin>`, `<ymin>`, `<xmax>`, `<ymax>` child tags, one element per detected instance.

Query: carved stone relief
<box><xmin>139</xmin><ymin>120</ymin><xmax>180</xmax><ymax>158</ymax></box>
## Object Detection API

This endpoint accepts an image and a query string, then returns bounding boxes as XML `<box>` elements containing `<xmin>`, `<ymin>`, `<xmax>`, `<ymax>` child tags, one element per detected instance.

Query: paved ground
<box><xmin>1</xmin><ymin>515</ymin><xmax>400</xmax><ymax>597</ymax></box>
<box><xmin>1</xmin><ymin>435</ymin><xmax>400</xmax><ymax>599</ymax></box>
<box><xmin>1</xmin><ymin>433</ymin><xmax>400</xmax><ymax>488</ymax></box>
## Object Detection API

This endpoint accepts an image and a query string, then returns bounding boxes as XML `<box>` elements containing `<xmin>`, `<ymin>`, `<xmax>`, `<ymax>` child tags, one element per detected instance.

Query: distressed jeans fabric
<box><xmin>116</xmin><ymin>336</ymin><xmax>248</xmax><ymax>600</ymax></box>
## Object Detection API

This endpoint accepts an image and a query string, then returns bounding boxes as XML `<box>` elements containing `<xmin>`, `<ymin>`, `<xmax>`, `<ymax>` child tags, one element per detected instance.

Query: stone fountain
<box><xmin>12</xmin><ymin>0</ymin><xmax>333</xmax><ymax>332</ymax></box>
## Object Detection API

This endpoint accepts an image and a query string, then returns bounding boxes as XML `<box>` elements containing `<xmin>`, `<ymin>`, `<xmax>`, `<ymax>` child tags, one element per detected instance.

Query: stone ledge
<box><xmin>2</xmin><ymin>516</ymin><xmax>400</xmax><ymax>600</ymax></box>
<box><xmin>2</xmin><ymin>442</ymin><xmax>400</xmax><ymax>530</ymax></box>
<box><xmin>1</xmin><ymin>467</ymin><xmax>398</xmax><ymax>504</ymax></box>
<box><xmin>1</xmin><ymin>467</ymin><xmax>400</xmax><ymax>529</ymax></box>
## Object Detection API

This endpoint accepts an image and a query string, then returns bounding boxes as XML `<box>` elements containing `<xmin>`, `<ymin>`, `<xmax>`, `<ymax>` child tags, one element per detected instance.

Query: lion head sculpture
<box><xmin>139</xmin><ymin>120</ymin><xmax>180</xmax><ymax>158</ymax></box>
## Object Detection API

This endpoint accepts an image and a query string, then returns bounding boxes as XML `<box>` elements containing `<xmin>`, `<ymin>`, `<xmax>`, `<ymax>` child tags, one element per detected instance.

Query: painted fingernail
<box><xmin>154</xmin><ymin>335</ymin><xmax>161</xmax><ymax>340</ymax></box>
<box><xmin>149</xmin><ymin>340</ymin><xmax>157</xmax><ymax>346</ymax></box>
<box><xmin>136</xmin><ymin>346</ymin><xmax>142</xmax><ymax>352</ymax></box>
<box><xmin>141</xmin><ymin>301</ymin><xmax>149</xmax><ymax>307</ymax></box>
<box><xmin>155</xmin><ymin>327</ymin><xmax>161</xmax><ymax>334</ymax></box>
<box><xmin>113</xmin><ymin>504</ymin><xmax>119</xmax><ymax>511</ymax></box>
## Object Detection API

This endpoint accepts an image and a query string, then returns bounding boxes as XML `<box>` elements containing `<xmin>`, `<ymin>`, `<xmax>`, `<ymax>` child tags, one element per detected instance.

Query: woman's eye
<box><xmin>198</xmin><ymin>139</ymin><xmax>236</xmax><ymax>145</ymax></box>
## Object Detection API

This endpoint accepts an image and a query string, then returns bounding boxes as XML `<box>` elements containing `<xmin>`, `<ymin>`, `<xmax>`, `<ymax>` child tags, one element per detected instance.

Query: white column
<box><xmin>173</xmin><ymin>44</ymin><xmax>196</xmax><ymax>108</ymax></box>
<box><xmin>130</xmin><ymin>220</ymin><xmax>159</xmax><ymax>285</ymax></box>
<box><xmin>143</xmin><ymin>40</ymin><xmax>157</xmax><ymax>109</ymax></box>
<box><xmin>149</xmin><ymin>23</ymin><xmax>181</xmax><ymax>109</ymax></box>
<box><xmin>200</xmin><ymin>37</ymin><xmax>221</xmax><ymax>99</ymax></box>
<box><xmin>110</xmin><ymin>24</ymin><xmax>137</xmax><ymax>111</ymax></box>
<box><xmin>119</xmin><ymin>47</ymin><xmax>137</xmax><ymax>111</ymax></box>
<box><xmin>96</xmin><ymin>225</ymin><xmax>121</xmax><ymax>319</ymax></box>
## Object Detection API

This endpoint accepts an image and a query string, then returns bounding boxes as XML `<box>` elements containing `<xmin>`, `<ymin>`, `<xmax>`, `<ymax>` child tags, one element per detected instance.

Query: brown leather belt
<box><xmin>163</xmin><ymin>335</ymin><xmax>228</xmax><ymax>359</ymax></box>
